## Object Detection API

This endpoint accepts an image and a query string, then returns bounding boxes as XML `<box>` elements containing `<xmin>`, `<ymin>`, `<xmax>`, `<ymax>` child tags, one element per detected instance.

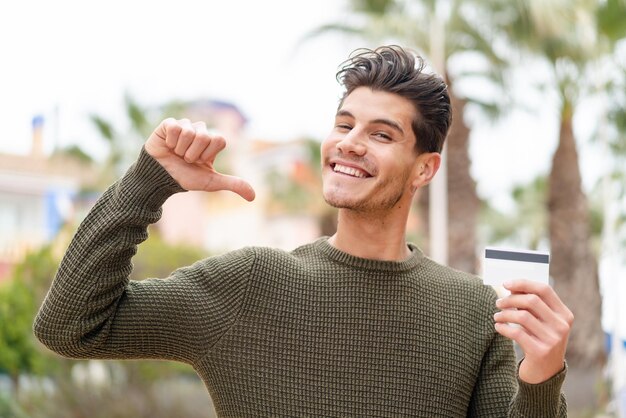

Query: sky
<box><xmin>0</xmin><ymin>0</ymin><xmax>607</xmax><ymax>212</ymax></box>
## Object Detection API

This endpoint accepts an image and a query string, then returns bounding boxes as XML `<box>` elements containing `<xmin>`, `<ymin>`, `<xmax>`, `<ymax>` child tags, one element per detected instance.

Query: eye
<box><xmin>336</xmin><ymin>123</ymin><xmax>352</xmax><ymax>131</ymax></box>
<box><xmin>373</xmin><ymin>132</ymin><xmax>393</xmax><ymax>142</ymax></box>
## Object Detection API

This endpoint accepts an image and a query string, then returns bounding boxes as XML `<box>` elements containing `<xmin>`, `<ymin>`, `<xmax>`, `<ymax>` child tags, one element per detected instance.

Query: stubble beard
<box><xmin>323</xmin><ymin>171</ymin><xmax>410</xmax><ymax>213</ymax></box>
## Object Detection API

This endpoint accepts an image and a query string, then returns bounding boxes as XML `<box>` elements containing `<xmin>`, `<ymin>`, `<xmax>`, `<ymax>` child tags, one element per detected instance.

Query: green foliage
<box><xmin>0</xmin><ymin>279</ymin><xmax>42</xmax><ymax>378</ymax></box>
<box><xmin>479</xmin><ymin>175</ymin><xmax>548</xmax><ymax>250</ymax></box>
<box><xmin>304</xmin><ymin>137</ymin><xmax>322</xmax><ymax>171</ymax></box>
<box><xmin>90</xmin><ymin>94</ymin><xmax>156</xmax><ymax>179</ymax></box>
<box><xmin>0</xmin><ymin>245</ymin><xmax>60</xmax><ymax>383</ymax></box>
<box><xmin>0</xmin><ymin>234</ymin><xmax>209</xmax><ymax>412</ymax></box>
<box><xmin>159</xmin><ymin>100</ymin><xmax>191</xmax><ymax>120</ymax></box>
<box><xmin>19</xmin><ymin>375</ymin><xmax>214</xmax><ymax>418</ymax></box>
<box><xmin>90</xmin><ymin>114</ymin><xmax>116</xmax><ymax>142</ymax></box>
<box><xmin>125</xmin><ymin>94</ymin><xmax>151</xmax><ymax>139</ymax></box>
<box><xmin>265</xmin><ymin>169</ymin><xmax>313</xmax><ymax>213</ymax></box>
<box><xmin>597</xmin><ymin>0</ymin><xmax>626</xmax><ymax>43</ymax></box>
<box><xmin>607</xmin><ymin>68</ymin><xmax>626</xmax><ymax>155</ymax></box>
<box><xmin>130</xmin><ymin>226</ymin><xmax>208</xmax><ymax>280</ymax></box>
<box><xmin>492</xmin><ymin>0</ymin><xmax>599</xmax><ymax>66</ymax></box>
<box><xmin>52</xmin><ymin>145</ymin><xmax>94</xmax><ymax>164</ymax></box>
<box><xmin>90</xmin><ymin>94</ymin><xmax>219</xmax><ymax>183</ymax></box>
<box><xmin>305</xmin><ymin>0</ymin><xmax>510</xmax><ymax>117</ymax></box>
<box><xmin>480</xmin><ymin>173</ymin><xmax>610</xmax><ymax>256</ymax></box>
<box><xmin>0</xmin><ymin>392</ymin><xmax>30</xmax><ymax>418</ymax></box>
<box><xmin>13</xmin><ymin>245</ymin><xmax>60</xmax><ymax>304</ymax></box>
<box><xmin>350</xmin><ymin>0</ymin><xmax>398</xmax><ymax>15</ymax></box>
<box><xmin>264</xmin><ymin>138</ymin><xmax>325</xmax><ymax>215</ymax></box>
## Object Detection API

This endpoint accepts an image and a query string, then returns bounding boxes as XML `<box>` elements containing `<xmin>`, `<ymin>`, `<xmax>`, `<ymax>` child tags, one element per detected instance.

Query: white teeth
<box><xmin>333</xmin><ymin>164</ymin><xmax>367</xmax><ymax>178</ymax></box>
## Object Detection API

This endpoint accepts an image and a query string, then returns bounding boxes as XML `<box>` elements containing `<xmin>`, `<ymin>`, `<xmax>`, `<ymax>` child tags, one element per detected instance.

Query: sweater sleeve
<box><xmin>468</xmin><ymin>288</ymin><xmax>567</xmax><ymax>417</ymax></box>
<box><xmin>33</xmin><ymin>148</ymin><xmax>255</xmax><ymax>365</ymax></box>
<box><xmin>509</xmin><ymin>361</ymin><xmax>567</xmax><ymax>417</ymax></box>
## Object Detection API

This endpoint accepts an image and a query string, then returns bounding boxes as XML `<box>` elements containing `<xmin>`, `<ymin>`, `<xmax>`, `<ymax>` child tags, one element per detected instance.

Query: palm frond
<box><xmin>447</xmin><ymin>12</ymin><xmax>507</xmax><ymax>72</ymax></box>
<box><xmin>124</xmin><ymin>94</ymin><xmax>150</xmax><ymax>137</ymax></box>
<box><xmin>464</xmin><ymin>97</ymin><xmax>502</xmax><ymax>121</ymax></box>
<box><xmin>350</xmin><ymin>0</ymin><xmax>398</xmax><ymax>15</ymax></box>
<box><xmin>89</xmin><ymin>115</ymin><xmax>115</xmax><ymax>142</ymax></box>
<box><xmin>597</xmin><ymin>0</ymin><xmax>626</xmax><ymax>45</ymax></box>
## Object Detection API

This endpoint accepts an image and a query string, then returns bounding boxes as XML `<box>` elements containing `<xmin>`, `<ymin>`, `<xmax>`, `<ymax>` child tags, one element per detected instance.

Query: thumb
<box><xmin>209</xmin><ymin>173</ymin><xmax>256</xmax><ymax>202</ymax></box>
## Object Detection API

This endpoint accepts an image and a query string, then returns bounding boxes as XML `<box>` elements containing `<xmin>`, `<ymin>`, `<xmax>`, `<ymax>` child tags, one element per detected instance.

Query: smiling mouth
<box><xmin>331</xmin><ymin>163</ymin><xmax>372</xmax><ymax>178</ymax></box>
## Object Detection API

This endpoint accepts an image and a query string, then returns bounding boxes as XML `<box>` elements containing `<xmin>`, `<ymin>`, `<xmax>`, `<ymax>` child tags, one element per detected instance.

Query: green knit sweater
<box><xmin>34</xmin><ymin>149</ymin><xmax>567</xmax><ymax>417</ymax></box>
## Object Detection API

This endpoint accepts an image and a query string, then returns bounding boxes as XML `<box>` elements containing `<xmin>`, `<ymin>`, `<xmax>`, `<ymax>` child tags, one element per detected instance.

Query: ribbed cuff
<box><xmin>116</xmin><ymin>147</ymin><xmax>186</xmax><ymax>211</ymax></box>
<box><xmin>514</xmin><ymin>360</ymin><xmax>567</xmax><ymax>415</ymax></box>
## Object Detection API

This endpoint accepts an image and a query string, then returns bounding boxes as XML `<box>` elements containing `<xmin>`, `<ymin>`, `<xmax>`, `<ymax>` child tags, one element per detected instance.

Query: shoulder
<box><xmin>169</xmin><ymin>247</ymin><xmax>259</xmax><ymax>283</ymax></box>
<box><xmin>179</xmin><ymin>240</ymin><xmax>322</xmax><ymax>279</ymax></box>
<box><xmin>417</xmin><ymin>255</ymin><xmax>498</xmax><ymax>307</ymax></box>
<box><xmin>249</xmin><ymin>240</ymin><xmax>322</xmax><ymax>269</ymax></box>
<box><xmin>414</xmin><ymin>257</ymin><xmax>500</xmax><ymax>344</ymax></box>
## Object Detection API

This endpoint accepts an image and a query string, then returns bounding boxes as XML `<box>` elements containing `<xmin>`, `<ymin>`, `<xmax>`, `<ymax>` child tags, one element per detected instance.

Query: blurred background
<box><xmin>0</xmin><ymin>0</ymin><xmax>625</xmax><ymax>416</ymax></box>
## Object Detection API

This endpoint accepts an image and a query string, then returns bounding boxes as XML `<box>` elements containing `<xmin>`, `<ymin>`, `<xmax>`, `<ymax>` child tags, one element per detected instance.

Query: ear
<box><xmin>411</xmin><ymin>152</ymin><xmax>441</xmax><ymax>190</ymax></box>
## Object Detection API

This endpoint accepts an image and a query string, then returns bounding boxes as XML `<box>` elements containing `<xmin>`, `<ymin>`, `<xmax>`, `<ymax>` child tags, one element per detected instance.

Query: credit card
<box><xmin>482</xmin><ymin>247</ymin><xmax>550</xmax><ymax>287</ymax></box>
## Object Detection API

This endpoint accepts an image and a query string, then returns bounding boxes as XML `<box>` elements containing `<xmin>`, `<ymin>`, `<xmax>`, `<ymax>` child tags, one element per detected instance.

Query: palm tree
<box><xmin>90</xmin><ymin>94</ymin><xmax>190</xmax><ymax>186</ymax></box>
<box><xmin>90</xmin><ymin>94</ymin><xmax>154</xmax><ymax>186</ymax></box>
<box><xmin>489</xmin><ymin>0</ymin><xmax>626</xmax><ymax>371</ymax></box>
<box><xmin>479</xmin><ymin>175</ymin><xmax>549</xmax><ymax>251</ymax></box>
<box><xmin>304</xmin><ymin>0</ymin><xmax>509</xmax><ymax>273</ymax></box>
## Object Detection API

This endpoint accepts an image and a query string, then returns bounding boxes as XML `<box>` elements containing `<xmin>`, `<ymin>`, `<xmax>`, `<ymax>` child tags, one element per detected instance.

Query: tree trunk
<box><xmin>418</xmin><ymin>86</ymin><xmax>480</xmax><ymax>274</ymax></box>
<box><xmin>446</xmin><ymin>92</ymin><xmax>480</xmax><ymax>274</ymax></box>
<box><xmin>548</xmin><ymin>108</ymin><xmax>605</xmax><ymax>368</ymax></box>
<box><xmin>10</xmin><ymin>373</ymin><xmax>19</xmax><ymax>397</ymax></box>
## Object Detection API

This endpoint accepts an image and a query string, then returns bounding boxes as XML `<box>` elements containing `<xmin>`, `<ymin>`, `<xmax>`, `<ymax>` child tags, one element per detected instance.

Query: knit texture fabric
<box><xmin>34</xmin><ymin>148</ymin><xmax>567</xmax><ymax>417</ymax></box>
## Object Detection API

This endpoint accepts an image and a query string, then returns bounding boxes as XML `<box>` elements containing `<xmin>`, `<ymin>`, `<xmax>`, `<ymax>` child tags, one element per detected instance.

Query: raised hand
<box><xmin>493</xmin><ymin>280</ymin><xmax>574</xmax><ymax>384</ymax></box>
<box><xmin>145</xmin><ymin>118</ymin><xmax>255</xmax><ymax>201</ymax></box>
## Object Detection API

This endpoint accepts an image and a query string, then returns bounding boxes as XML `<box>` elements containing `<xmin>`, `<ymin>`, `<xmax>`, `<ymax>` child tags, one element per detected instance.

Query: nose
<box><xmin>336</xmin><ymin>129</ymin><xmax>366</xmax><ymax>156</ymax></box>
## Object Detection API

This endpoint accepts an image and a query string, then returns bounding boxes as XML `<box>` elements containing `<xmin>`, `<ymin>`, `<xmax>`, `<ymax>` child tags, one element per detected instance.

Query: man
<box><xmin>34</xmin><ymin>45</ymin><xmax>572</xmax><ymax>417</ymax></box>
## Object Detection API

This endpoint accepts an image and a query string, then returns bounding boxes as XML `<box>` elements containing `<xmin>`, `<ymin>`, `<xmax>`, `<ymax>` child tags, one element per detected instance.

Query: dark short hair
<box><xmin>336</xmin><ymin>45</ymin><xmax>452</xmax><ymax>154</ymax></box>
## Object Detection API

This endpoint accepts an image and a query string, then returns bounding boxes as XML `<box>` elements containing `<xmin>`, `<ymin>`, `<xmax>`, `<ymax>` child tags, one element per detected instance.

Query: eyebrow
<box><xmin>336</xmin><ymin>109</ymin><xmax>405</xmax><ymax>135</ymax></box>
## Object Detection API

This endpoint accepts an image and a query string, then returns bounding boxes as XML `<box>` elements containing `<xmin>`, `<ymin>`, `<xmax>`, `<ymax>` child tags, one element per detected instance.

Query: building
<box><xmin>156</xmin><ymin>99</ymin><xmax>324</xmax><ymax>253</ymax></box>
<box><xmin>0</xmin><ymin>101</ymin><xmax>327</xmax><ymax>281</ymax></box>
<box><xmin>0</xmin><ymin>116</ymin><xmax>97</xmax><ymax>280</ymax></box>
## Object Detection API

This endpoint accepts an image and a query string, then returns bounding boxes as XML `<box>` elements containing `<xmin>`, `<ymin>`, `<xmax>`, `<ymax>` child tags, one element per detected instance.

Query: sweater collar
<box><xmin>314</xmin><ymin>237</ymin><xmax>424</xmax><ymax>272</ymax></box>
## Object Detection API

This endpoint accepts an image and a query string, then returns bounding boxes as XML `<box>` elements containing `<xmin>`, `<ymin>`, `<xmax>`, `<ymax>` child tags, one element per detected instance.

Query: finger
<box><xmin>495</xmin><ymin>322</ymin><xmax>544</xmax><ymax>356</ymax></box>
<box><xmin>503</xmin><ymin>280</ymin><xmax>572</xmax><ymax>321</ymax></box>
<box><xmin>199</xmin><ymin>134</ymin><xmax>227</xmax><ymax>165</ymax></box>
<box><xmin>494</xmin><ymin>308</ymin><xmax>552</xmax><ymax>341</ymax></box>
<box><xmin>496</xmin><ymin>293</ymin><xmax>553</xmax><ymax>322</ymax></box>
<box><xmin>154</xmin><ymin>118</ymin><xmax>176</xmax><ymax>141</ymax></box>
<box><xmin>206</xmin><ymin>173</ymin><xmax>256</xmax><ymax>201</ymax></box>
<box><xmin>183</xmin><ymin>122</ymin><xmax>211</xmax><ymax>163</ymax></box>
<box><xmin>163</xmin><ymin>118</ymin><xmax>184</xmax><ymax>150</ymax></box>
<box><xmin>498</xmin><ymin>285</ymin><xmax>573</xmax><ymax>339</ymax></box>
<box><xmin>173</xmin><ymin>119</ymin><xmax>195</xmax><ymax>157</ymax></box>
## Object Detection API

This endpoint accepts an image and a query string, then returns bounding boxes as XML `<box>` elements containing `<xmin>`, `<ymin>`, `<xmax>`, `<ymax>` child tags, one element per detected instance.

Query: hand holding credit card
<box><xmin>482</xmin><ymin>247</ymin><xmax>550</xmax><ymax>287</ymax></box>
<box><xmin>483</xmin><ymin>246</ymin><xmax>572</xmax><ymax>385</ymax></box>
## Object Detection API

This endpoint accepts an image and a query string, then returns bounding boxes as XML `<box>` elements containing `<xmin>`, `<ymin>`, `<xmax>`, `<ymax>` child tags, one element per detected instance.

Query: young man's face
<box><xmin>321</xmin><ymin>86</ymin><xmax>423</xmax><ymax>213</ymax></box>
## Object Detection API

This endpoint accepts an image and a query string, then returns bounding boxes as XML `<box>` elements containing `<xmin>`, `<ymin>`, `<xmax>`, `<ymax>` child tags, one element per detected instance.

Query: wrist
<box><xmin>117</xmin><ymin>147</ymin><xmax>186</xmax><ymax>210</ymax></box>
<box><xmin>519</xmin><ymin>357</ymin><xmax>566</xmax><ymax>384</ymax></box>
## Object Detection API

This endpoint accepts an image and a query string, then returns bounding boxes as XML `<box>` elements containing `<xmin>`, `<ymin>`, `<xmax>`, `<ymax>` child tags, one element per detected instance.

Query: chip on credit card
<box><xmin>482</xmin><ymin>247</ymin><xmax>550</xmax><ymax>287</ymax></box>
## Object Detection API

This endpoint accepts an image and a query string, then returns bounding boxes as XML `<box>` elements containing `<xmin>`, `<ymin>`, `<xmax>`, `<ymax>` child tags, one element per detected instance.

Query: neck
<box><xmin>329</xmin><ymin>205</ymin><xmax>412</xmax><ymax>261</ymax></box>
